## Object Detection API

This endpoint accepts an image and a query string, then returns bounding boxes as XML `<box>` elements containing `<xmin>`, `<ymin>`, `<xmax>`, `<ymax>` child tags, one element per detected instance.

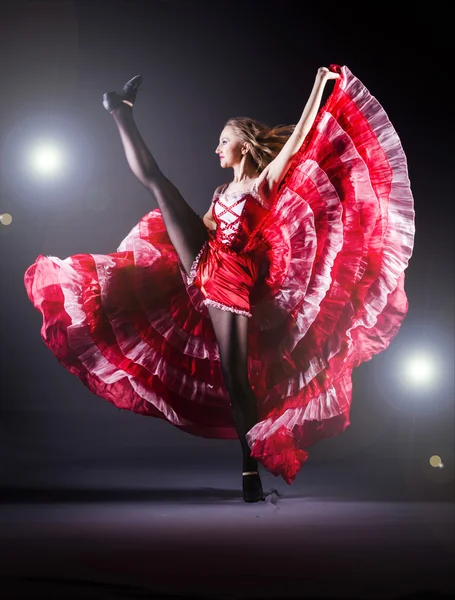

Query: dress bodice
<box><xmin>211</xmin><ymin>183</ymin><xmax>270</xmax><ymax>252</ymax></box>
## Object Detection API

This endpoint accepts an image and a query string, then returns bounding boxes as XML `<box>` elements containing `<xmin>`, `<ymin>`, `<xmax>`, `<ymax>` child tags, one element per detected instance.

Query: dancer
<box><xmin>24</xmin><ymin>66</ymin><xmax>415</xmax><ymax>502</ymax></box>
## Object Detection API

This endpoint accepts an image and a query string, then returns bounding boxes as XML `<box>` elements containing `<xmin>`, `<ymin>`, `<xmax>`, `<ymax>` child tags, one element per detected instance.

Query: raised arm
<box><xmin>257</xmin><ymin>67</ymin><xmax>340</xmax><ymax>201</ymax></box>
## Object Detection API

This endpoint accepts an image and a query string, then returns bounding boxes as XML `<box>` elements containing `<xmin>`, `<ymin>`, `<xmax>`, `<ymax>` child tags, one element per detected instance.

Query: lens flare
<box><xmin>0</xmin><ymin>213</ymin><xmax>13</xmax><ymax>226</ymax></box>
<box><xmin>429</xmin><ymin>455</ymin><xmax>443</xmax><ymax>468</ymax></box>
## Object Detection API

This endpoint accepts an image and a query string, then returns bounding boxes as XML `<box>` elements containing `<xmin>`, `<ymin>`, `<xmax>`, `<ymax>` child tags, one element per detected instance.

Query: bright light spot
<box><xmin>29</xmin><ymin>141</ymin><xmax>65</xmax><ymax>176</ymax></box>
<box><xmin>429</xmin><ymin>455</ymin><xmax>442</xmax><ymax>468</ymax></box>
<box><xmin>403</xmin><ymin>354</ymin><xmax>437</xmax><ymax>387</ymax></box>
<box><xmin>0</xmin><ymin>213</ymin><xmax>12</xmax><ymax>226</ymax></box>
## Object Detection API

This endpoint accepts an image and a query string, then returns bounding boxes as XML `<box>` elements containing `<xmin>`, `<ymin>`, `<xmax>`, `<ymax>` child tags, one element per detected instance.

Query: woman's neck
<box><xmin>232</xmin><ymin>163</ymin><xmax>258</xmax><ymax>184</ymax></box>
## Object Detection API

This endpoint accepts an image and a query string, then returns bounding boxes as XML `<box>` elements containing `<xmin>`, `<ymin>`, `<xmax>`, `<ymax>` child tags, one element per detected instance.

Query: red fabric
<box><xmin>194</xmin><ymin>237</ymin><xmax>261</xmax><ymax>315</ymax></box>
<box><xmin>24</xmin><ymin>66</ymin><xmax>415</xmax><ymax>483</ymax></box>
<box><xmin>189</xmin><ymin>186</ymin><xmax>271</xmax><ymax>316</ymax></box>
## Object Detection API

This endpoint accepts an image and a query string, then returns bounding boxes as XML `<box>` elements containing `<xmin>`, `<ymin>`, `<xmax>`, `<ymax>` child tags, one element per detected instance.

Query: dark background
<box><xmin>0</xmin><ymin>0</ymin><xmax>453</xmax><ymax>500</ymax></box>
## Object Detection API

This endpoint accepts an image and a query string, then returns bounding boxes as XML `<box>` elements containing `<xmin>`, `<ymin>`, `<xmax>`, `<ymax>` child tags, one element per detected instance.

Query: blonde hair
<box><xmin>225</xmin><ymin>117</ymin><xmax>295</xmax><ymax>173</ymax></box>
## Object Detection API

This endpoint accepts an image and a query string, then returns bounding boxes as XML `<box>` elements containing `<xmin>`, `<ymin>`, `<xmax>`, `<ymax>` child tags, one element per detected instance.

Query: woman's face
<box><xmin>215</xmin><ymin>126</ymin><xmax>244</xmax><ymax>168</ymax></box>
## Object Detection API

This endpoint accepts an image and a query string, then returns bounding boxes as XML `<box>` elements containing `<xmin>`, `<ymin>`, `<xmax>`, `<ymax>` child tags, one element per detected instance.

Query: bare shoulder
<box><xmin>214</xmin><ymin>183</ymin><xmax>228</xmax><ymax>196</ymax></box>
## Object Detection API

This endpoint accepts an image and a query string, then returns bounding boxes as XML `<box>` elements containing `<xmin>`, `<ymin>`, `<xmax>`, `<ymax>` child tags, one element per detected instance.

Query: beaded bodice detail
<box><xmin>212</xmin><ymin>183</ymin><xmax>270</xmax><ymax>251</ymax></box>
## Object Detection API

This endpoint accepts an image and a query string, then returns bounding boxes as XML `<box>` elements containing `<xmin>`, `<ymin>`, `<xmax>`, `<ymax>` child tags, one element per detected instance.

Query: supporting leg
<box><xmin>207</xmin><ymin>305</ymin><xmax>260</xmax><ymax>474</ymax></box>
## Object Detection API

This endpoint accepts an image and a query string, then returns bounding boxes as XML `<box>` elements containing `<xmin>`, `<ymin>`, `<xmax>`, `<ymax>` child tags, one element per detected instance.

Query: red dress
<box><xmin>24</xmin><ymin>66</ymin><xmax>415</xmax><ymax>484</ymax></box>
<box><xmin>187</xmin><ymin>181</ymin><xmax>271</xmax><ymax>317</ymax></box>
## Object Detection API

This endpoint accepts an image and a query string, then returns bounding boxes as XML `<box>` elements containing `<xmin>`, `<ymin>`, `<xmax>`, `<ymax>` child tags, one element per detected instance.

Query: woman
<box><xmin>24</xmin><ymin>66</ymin><xmax>415</xmax><ymax>503</ymax></box>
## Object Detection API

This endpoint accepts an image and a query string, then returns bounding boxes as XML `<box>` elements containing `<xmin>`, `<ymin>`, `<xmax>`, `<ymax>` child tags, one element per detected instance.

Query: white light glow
<box><xmin>29</xmin><ymin>142</ymin><xmax>65</xmax><ymax>176</ymax></box>
<box><xmin>403</xmin><ymin>354</ymin><xmax>437</xmax><ymax>387</ymax></box>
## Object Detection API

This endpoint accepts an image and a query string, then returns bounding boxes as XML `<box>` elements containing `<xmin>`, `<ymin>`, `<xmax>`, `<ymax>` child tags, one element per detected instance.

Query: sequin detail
<box><xmin>213</xmin><ymin>182</ymin><xmax>269</xmax><ymax>210</ymax></box>
<box><xmin>186</xmin><ymin>241</ymin><xmax>207</xmax><ymax>286</ymax></box>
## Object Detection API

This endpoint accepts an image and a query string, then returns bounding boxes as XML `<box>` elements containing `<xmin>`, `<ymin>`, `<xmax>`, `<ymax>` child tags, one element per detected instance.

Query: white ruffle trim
<box><xmin>203</xmin><ymin>297</ymin><xmax>252</xmax><ymax>318</ymax></box>
<box><xmin>186</xmin><ymin>241</ymin><xmax>207</xmax><ymax>286</ymax></box>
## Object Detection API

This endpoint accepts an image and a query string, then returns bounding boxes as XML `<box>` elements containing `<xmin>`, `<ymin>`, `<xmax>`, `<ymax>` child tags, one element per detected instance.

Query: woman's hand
<box><xmin>317</xmin><ymin>67</ymin><xmax>341</xmax><ymax>81</ymax></box>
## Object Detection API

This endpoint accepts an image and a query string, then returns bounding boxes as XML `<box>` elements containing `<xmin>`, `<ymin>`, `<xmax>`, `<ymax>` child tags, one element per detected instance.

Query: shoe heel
<box><xmin>102</xmin><ymin>91</ymin><xmax>122</xmax><ymax>113</ymax></box>
<box><xmin>242</xmin><ymin>471</ymin><xmax>264</xmax><ymax>503</ymax></box>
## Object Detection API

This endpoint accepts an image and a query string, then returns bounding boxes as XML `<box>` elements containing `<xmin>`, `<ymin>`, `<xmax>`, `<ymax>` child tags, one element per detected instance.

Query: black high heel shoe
<box><xmin>103</xmin><ymin>75</ymin><xmax>143</xmax><ymax>113</ymax></box>
<box><xmin>242</xmin><ymin>471</ymin><xmax>264</xmax><ymax>503</ymax></box>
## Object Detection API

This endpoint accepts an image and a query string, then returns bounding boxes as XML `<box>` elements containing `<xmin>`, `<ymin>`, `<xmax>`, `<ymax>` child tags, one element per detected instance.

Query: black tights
<box><xmin>111</xmin><ymin>104</ymin><xmax>259</xmax><ymax>472</ymax></box>
<box><xmin>206</xmin><ymin>305</ymin><xmax>260</xmax><ymax>472</ymax></box>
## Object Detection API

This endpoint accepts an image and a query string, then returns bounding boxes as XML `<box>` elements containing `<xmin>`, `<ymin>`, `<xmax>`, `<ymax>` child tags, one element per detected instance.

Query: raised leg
<box><xmin>110</xmin><ymin>103</ymin><xmax>208</xmax><ymax>274</ymax></box>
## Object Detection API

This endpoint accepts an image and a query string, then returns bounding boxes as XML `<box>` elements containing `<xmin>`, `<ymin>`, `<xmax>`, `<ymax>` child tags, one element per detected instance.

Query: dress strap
<box><xmin>212</xmin><ymin>183</ymin><xmax>228</xmax><ymax>202</ymax></box>
<box><xmin>250</xmin><ymin>179</ymin><xmax>270</xmax><ymax>209</ymax></box>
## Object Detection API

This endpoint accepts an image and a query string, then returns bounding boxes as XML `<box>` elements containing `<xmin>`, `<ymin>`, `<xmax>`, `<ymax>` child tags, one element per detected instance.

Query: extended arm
<box><xmin>257</xmin><ymin>67</ymin><xmax>340</xmax><ymax>201</ymax></box>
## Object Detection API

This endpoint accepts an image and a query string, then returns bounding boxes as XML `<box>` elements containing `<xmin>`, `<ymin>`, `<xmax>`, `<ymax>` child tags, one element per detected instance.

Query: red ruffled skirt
<box><xmin>24</xmin><ymin>66</ymin><xmax>415</xmax><ymax>483</ymax></box>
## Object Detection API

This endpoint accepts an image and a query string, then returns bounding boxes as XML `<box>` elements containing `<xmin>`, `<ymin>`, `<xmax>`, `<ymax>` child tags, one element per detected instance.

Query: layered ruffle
<box><xmin>245</xmin><ymin>66</ymin><xmax>415</xmax><ymax>481</ymax></box>
<box><xmin>24</xmin><ymin>66</ymin><xmax>415</xmax><ymax>483</ymax></box>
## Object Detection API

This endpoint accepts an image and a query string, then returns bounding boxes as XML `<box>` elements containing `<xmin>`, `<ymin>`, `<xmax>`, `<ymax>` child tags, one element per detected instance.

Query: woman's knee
<box><xmin>144</xmin><ymin>172</ymin><xmax>171</xmax><ymax>196</ymax></box>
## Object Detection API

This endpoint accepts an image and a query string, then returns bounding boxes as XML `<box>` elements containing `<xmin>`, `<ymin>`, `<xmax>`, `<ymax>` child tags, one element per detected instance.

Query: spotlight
<box><xmin>2</xmin><ymin>114</ymin><xmax>94</xmax><ymax>206</ymax></box>
<box><xmin>28</xmin><ymin>140</ymin><xmax>66</xmax><ymax>176</ymax></box>
<box><xmin>403</xmin><ymin>353</ymin><xmax>437</xmax><ymax>388</ymax></box>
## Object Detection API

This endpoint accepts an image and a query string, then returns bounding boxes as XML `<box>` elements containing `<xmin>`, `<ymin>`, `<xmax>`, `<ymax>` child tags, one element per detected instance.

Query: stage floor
<box><xmin>0</xmin><ymin>454</ymin><xmax>454</xmax><ymax>600</ymax></box>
